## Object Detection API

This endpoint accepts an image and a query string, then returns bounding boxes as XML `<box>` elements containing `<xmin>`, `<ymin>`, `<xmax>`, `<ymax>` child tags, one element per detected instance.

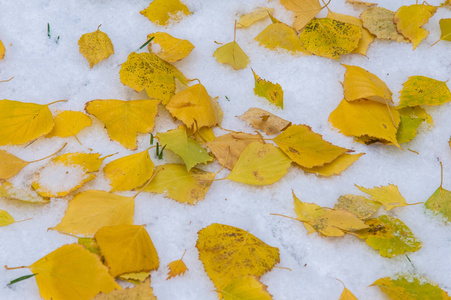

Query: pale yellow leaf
<box><xmin>213</xmin><ymin>41</ymin><xmax>250</xmax><ymax>70</ymax></box>
<box><xmin>280</xmin><ymin>0</ymin><xmax>322</xmax><ymax>31</ymax></box>
<box><xmin>140</xmin><ymin>0</ymin><xmax>191</xmax><ymax>26</ymax></box>
<box><xmin>46</xmin><ymin>111</ymin><xmax>92</xmax><ymax>138</ymax></box>
<box><xmin>254</xmin><ymin>23</ymin><xmax>309</xmax><ymax>55</ymax></box>
<box><xmin>78</xmin><ymin>27</ymin><xmax>114</xmax><ymax>68</ymax></box>
<box><xmin>238</xmin><ymin>107</ymin><xmax>291</xmax><ymax>135</ymax></box>
<box><xmin>0</xmin><ymin>209</ymin><xmax>15</xmax><ymax>226</ymax></box>
<box><xmin>237</xmin><ymin>7</ymin><xmax>274</xmax><ymax>28</ymax></box>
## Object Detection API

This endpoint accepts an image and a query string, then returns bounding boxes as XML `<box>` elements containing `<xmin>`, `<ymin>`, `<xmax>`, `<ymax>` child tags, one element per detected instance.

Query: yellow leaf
<box><xmin>327</xmin><ymin>11</ymin><xmax>375</xmax><ymax>56</ymax></box>
<box><xmin>94</xmin><ymin>278</ymin><xmax>156</xmax><ymax>300</ymax></box>
<box><xmin>78</xmin><ymin>27</ymin><xmax>114</xmax><ymax>68</ymax></box>
<box><xmin>189</xmin><ymin>126</ymin><xmax>216</xmax><ymax>143</ymax></box>
<box><xmin>221</xmin><ymin>276</ymin><xmax>273</xmax><ymax>300</ymax></box>
<box><xmin>0</xmin><ymin>209</ymin><xmax>15</xmax><ymax>226</ymax></box>
<box><xmin>425</xmin><ymin>185</ymin><xmax>451</xmax><ymax>223</ymax></box>
<box><xmin>329</xmin><ymin>99</ymin><xmax>401</xmax><ymax>148</ymax></box>
<box><xmin>104</xmin><ymin>149</ymin><xmax>154</xmax><ymax>192</ymax></box>
<box><xmin>156</xmin><ymin>127</ymin><xmax>213</xmax><ymax>170</ymax></box>
<box><xmin>339</xmin><ymin>286</ymin><xmax>358</xmax><ymax>300</ymax></box>
<box><xmin>254</xmin><ymin>23</ymin><xmax>310</xmax><ymax>55</ymax></box>
<box><xmin>394</xmin><ymin>4</ymin><xmax>437</xmax><ymax>49</ymax></box>
<box><xmin>299</xmin><ymin>153</ymin><xmax>364</xmax><ymax>177</ymax></box>
<box><xmin>85</xmin><ymin>99</ymin><xmax>160</xmax><ymax>150</ymax></box>
<box><xmin>144</xmin><ymin>164</ymin><xmax>215</xmax><ymax>204</ymax></box>
<box><xmin>293</xmin><ymin>192</ymin><xmax>324</xmax><ymax>234</ymax></box>
<box><xmin>29</xmin><ymin>244</ymin><xmax>120</xmax><ymax>300</ymax></box>
<box><xmin>356</xmin><ymin>184</ymin><xmax>411</xmax><ymax>210</ymax></box>
<box><xmin>52</xmin><ymin>152</ymin><xmax>107</xmax><ymax>172</ymax></box>
<box><xmin>167</xmin><ymin>252</ymin><xmax>188</xmax><ymax>280</ymax></box>
<box><xmin>360</xmin><ymin>7</ymin><xmax>407</xmax><ymax>42</ymax></box>
<box><xmin>274</xmin><ymin>124</ymin><xmax>349</xmax><ymax>168</ymax></box>
<box><xmin>437</xmin><ymin>18</ymin><xmax>451</xmax><ymax>43</ymax></box>
<box><xmin>334</xmin><ymin>194</ymin><xmax>380</xmax><ymax>220</ymax></box>
<box><xmin>0</xmin><ymin>100</ymin><xmax>54</xmax><ymax>146</ymax></box>
<box><xmin>0</xmin><ymin>40</ymin><xmax>5</xmax><ymax>59</ymax></box>
<box><xmin>299</xmin><ymin>18</ymin><xmax>362</xmax><ymax>60</ymax></box>
<box><xmin>140</xmin><ymin>0</ymin><xmax>191</xmax><ymax>26</ymax></box>
<box><xmin>238</xmin><ymin>107</ymin><xmax>291</xmax><ymax>135</ymax></box>
<box><xmin>213</xmin><ymin>41</ymin><xmax>250</xmax><ymax>70</ymax></box>
<box><xmin>396</xmin><ymin>115</ymin><xmax>425</xmax><ymax>144</ymax></box>
<box><xmin>207</xmin><ymin>132</ymin><xmax>264</xmax><ymax>170</ymax></box>
<box><xmin>166</xmin><ymin>83</ymin><xmax>222</xmax><ymax>131</ymax></box>
<box><xmin>119</xmin><ymin>52</ymin><xmax>187</xmax><ymax>105</ymax></box>
<box><xmin>118</xmin><ymin>272</ymin><xmax>150</xmax><ymax>284</ymax></box>
<box><xmin>252</xmin><ymin>69</ymin><xmax>284</xmax><ymax>108</ymax></box>
<box><xmin>148</xmin><ymin>32</ymin><xmax>194</xmax><ymax>62</ymax></box>
<box><xmin>196</xmin><ymin>223</ymin><xmax>280</xmax><ymax>291</ymax></box>
<box><xmin>52</xmin><ymin>190</ymin><xmax>134</xmax><ymax>237</ymax></box>
<box><xmin>280</xmin><ymin>0</ymin><xmax>322</xmax><ymax>31</ymax></box>
<box><xmin>95</xmin><ymin>225</ymin><xmax>159</xmax><ymax>277</ymax></box>
<box><xmin>398</xmin><ymin>76</ymin><xmax>451</xmax><ymax>108</ymax></box>
<box><xmin>46</xmin><ymin>111</ymin><xmax>92</xmax><ymax>138</ymax></box>
<box><xmin>0</xmin><ymin>182</ymin><xmax>49</xmax><ymax>203</ymax></box>
<box><xmin>398</xmin><ymin>106</ymin><xmax>433</xmax><ymax>125</ymax></box>
<box><xmin>342</xmin><ymin>64</ymin><xmax>393</xmax><ymax>104</ymax></box>
<box><xmin>237</xmin><ymin>7</ymin><xmax>274</xmax><ymax>28</ymax></box>
<box><xmin>227</xmin><ymin>142</ymin><xmax>291</xmax><ymax>185</ymax></box>
<box><xmin>346</xmin><ymin>0</ymin><xmax>376</xmax><ymax>8</ymax></box>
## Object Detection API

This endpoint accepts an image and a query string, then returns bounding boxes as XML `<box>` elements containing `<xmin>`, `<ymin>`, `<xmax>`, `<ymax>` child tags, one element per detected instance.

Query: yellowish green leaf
<box><xmin>356</xmin><ymin>184</ymin><xmax>411</xmax><ymax>210</ymax></box>
<box><xmin>0</xmin><ymin>209</ymin><xmax>15</xmax><ymax>226</ymax></box>
<box><xmin>221</xmin><ymin>276</ymin><xmax>273</xmax><ymax>300</ymax></box>
<box><xmin>254</xmin><ymin>23</ymin><xmax>309</xmax><ymax>55</ymax></box>
<box><xmin>299</xmin><ymin>153</ymin><xmax>364</xmax><ymax>177</ymax></box>
<box><xmin>94</xmin><ymin>278</ymin><xmax>156</xmax><ymax>300</ymax></box>
<box><xmin>0</xmin><ymin>182</ymin><xmax>49</xmax><ymax>203</ymax></box>
<box><xmin>46</xmin><ymin>111</ymin><xmax>92</xmax><ymax>138</ymax></box>
<box><xmin>52</xmin><ymin>190</ymin><xmax>134</xmax><ymax>237</ymax></box>
<box><xmin>103</xmin><ymin>149</ymin><xmax>154</xmax><ymax>192</ymax></box>
<box><xmin>238</xmin><ymin>107</ymin><xmax>291</xmax><ymax>135</ymax></box>
<box><xmin>361</xmin><ymin>7</ymin><xmax>407</xmax><ymax>42</ymax></box>
<box><xmin>334</xmin><ymin>194</ymin><xmax>380</xmax><ymax>220</ymax></box>
<box><xmin>396</xmin><ymin>115</ymin><xmax>425</xmax><ymax>144</ymax></box>
<box><xmin>86</xmin><ymin>99</ymin><xmax>160</xmax><ymax>150</ymax></box>
<box><xmin>356</xmin><ymin>215</ymin><xmax>421</xmax><ymax>257</ymax></box>
<box><xmin>213</xmin><ymin>41</ymin><xmax>249</xmax><ymax>70</ymax></box>
<box><xmin>148</xmin><ymin>32</ymin><xmax>194</xmax><ymax>62</ymax></box>
<box><xmin>425</xmin><ymin>185</ymin><xmax>451</xmax><ymax>223</ymax></box>
<box><xmin>30</xmin><ymin>244</ymin><xmax>120</xmax><ymax>300</ymax></box>
<box><xmin>237</xmin><ymin>7</ymin><xmax>274</xmax><ymax>28</ymax></box>
<box><xmin>227</xmin><ymin>142</ymin><xmax>291</xmax><ymax>185</ymax></box>
<box><xmin>299</xmin><ymin>18</ymin><xmax>362</xmax><ymax>60</ymax></box>
<box><xmin>196</xmin><ymin>223</ymin><xmax>280</xmax><ymax>291</ymax></box>
<box><xmin>143</xmin><ymin>164</ymin><xmax>215</xmax><ymax>204</ymax></box>
<box><xmin>252</xmin><ymin>69</ymin><xmax>284</xmax><ymax>108</ymax></box>
<box><xmin>78</xmin><ymin>27</ymin><xmax>114</xmax><ymax>68</ymax></box>
<box><xmin>140</xmin><ymin>0</ymin><xmax>191</xmax><ymax>26</ymax></box>
<box><xmin>280</xmin><ymin>0</ymin><xmax>322</xmax><ymax>31</ymax></box>
<box><xmin>398</xmin><ymin>76</ymin><xmax>451</xmax><ymax>108</ymax></box>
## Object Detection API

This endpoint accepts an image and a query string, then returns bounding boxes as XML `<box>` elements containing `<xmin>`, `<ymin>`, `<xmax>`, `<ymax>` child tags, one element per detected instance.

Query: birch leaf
<box><xmin>140</xmin><ymin>0</ymin><xmax>191</xmax><ymax>26</ymax></box>
<box><xmin>437</xmin><ymin>18</ymin><xmax>451</xmax><ymax>44</ymax></box>
<box><xmin>0</xmin><ymin>210</ymin><xmax>15</xmax><ymax>226</ymax></box>
<box><xmin>280</xmin><ymin>0</ymin><xmax>322</xmax><ymax>31</ymax></box>
<box><xmin>299</xmin><ymin>153</ymin><xmax>364</xmax><ymax>177</ymax></box>
<box><xmin>254</xmin><ymin>23</ymin><xmax>309</xmax><ymax>55</ymax></box>
<box><xmin>148</xmin><ymin>32</ymin><xmax>194</xmax><ymax>62</ymax></box>
<box><xmin>94</xmin><ymin>278</ymin><xmax>156</xmax><ymax>300</ymax></box>
<box><xmin>227</xmin><ymin>142</ymin><xmax>291</xmax><ymax>185</ymax></box>
<box><xmin>361</xmin><ymin>7</ymin><xmax>407</xmax><ymax>42</ymax></box>
<box><xmin>167</xmin><ymin>254</ymin><xmax>188</xmax><ymax>280</ymax></box>
<box><xmin>396</xmin><ymin>115</ymin><xmax>425</xmax><ymax>144</ymax></box>
<box><xmin>221</xmin><ymin>276</ymin><xmax>273</xmax><ymax>300</ymax></box>
<box><xmin>252</xmin><ymin>69</ymin><xmax>284</xmax><ymax>108</ymax></box>
<box><xmin>143</xmin><ymin>164</ymin><xmax>215</xmax><ymax>204</ymax></box>
<box><xmin>425</xmin><ymin>184</ymin><xmax>451</xmax><ymax>223</ymax></box>
<box><xmin>78</xmin><ymin>27</ymin><xmax>114</xmax><ymax>68</ymax></box>
<box><xmin>52</xmin><ymin>152</ymin><xmax>107</xmax><ymax>172</ymax></box>
<box><xmin>398</xmin><ymin>76</ymin><xmax>451</xmax><ymax>108</ymax></box>
<box><xmin>213</xmin><ymin>41</ymin><xmax>249</xmax><ymax>70</ymax></box>
<box><xmin>0</xmin><ymin>100</ymin><xmax>54</xmax><ymax>146</ymax></box>
<box><xmin>346</xmin><ymin>0</ymin><xmax>376</xmax><ymax>8</ymax></box>
<box><xmin>334</xmin><ymin>194</ymin><xmax>380</xmax><ymax>220</ymax></box>
<box><xmin>238</xmin><ymin>107</ymin><xmax>291</xmax><ymax>135</ymax></box>
<box><xmin>196</xmin><ymin>223</ymin><xmax>280</xmax><ymax>291</ymax></box>
<box><xmin>46</xmin><ymin>111</ymin><xmax>92</xmax><ymax>138</ymax></box>
<box><xmin>85</xmin><ymin>99</ymin><xmax>160</xmax><ymax>150</ymax></box>
<box><xmin>237</xmin><ymin>7</ymin><xmax>274</xmax><ymax>28</ymax></box>
<box><xmin>356</xmin><ymin>184</ymin><xmax>411</xmax><ymax>210</ymax></box>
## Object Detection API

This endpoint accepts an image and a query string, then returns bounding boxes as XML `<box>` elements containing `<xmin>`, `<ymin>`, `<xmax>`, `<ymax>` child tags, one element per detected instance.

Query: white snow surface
<box><xmin>1</xmin><ymin>0</ymin><xmax>451</xmax><ymax>299</ymax></box>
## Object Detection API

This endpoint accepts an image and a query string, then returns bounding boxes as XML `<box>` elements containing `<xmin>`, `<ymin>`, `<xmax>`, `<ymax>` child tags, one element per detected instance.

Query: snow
<box><xmin>1</xmin><ymin>0</ymin><xmax>451</xmax><ymax>299</ymax></box>
<box><xmin>33</xmin><ymin>163</ymin><xmax>90</xmax><ymax>195</ymax></box>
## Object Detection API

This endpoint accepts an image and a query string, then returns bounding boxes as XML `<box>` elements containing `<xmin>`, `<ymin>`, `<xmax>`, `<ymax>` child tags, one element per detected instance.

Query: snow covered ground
<box><xmin>1</xmin><ymin>0</ymin><xmax>451</xmax><ymax>299</ymax></box>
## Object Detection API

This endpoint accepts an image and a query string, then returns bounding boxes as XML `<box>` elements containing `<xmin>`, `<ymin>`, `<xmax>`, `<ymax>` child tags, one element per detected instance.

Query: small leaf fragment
<box><xmin>94</xmin><ymin>278</ymin><xmax>157</xmax><ymax>300</ymax></box>
<box><xmin>252</xmin><ymin>69</ymin><xmax>284</xmax><ymax>108</ymax></box>
<box><xmin>148</xmin><ymin>32</ymin><xmax>194</xmax><ymax>62</ymax></box>
<box><xmin>238</xmin><ymin>107</ymin><xmax>291</xmax><ymax>135</ymax></box>
<box><xmin>46</xmin><ymin>111</ymin><xmax>92</xmax><ymax>138</ymax></box>
<box><xmin>0</xmin><ymin>40</ymin><xmax>4</xmax><ymax>59</ymax></box>
<box><xmin>0</xmin><ymin>209</ymin><xmax>15</xmax><ymax>226</ymax></box>
<box><xmin>213</xmin><ymin>41</ymin><xmax>249</xmax><ymax>70</ymax></box>
<box><xmin>237</xmin><ymin>7</ymin><xmax>274</xmax><ymax>28</ymax></box>
<box><xmin>78</xmin><ymin>237</ymin><xmax>101</xmax><ymax>256</ymax></box>
<box><xmin>398</xmin><ymin>76</ymin><xmax>451</xmax><ymax>108</ymax></box>
<box><xmin>140</xmin><ymin>0</ymin><xmax>191</xmax><ymax>26</ymax></box>
<box><xmin>346</xmin><ymin>0</ymin><xmax>376</xmax><ymax>8</ymax></box>
<box><xmin>299</xmin><ymin>153</ymin><xmax>364</xmax><ymax>177</ymax></box>
<box><xmin>221</xmin><ymin>276</ymin><xmax>273</xmax><ymax>300</ymax></box>
<box><xmin>167</xmin><ymin>258</ymin><xmax>188</xmax><ymax>280</ymax></box>
<box><xmin>78</xmin><ymin>27</ymin><xmax>114</xmax><ymax>68</ymax></box>
<box><xmin>356</xmin><ymin>184</ymin><xmax>410</xmax><ymax>210</ymax></box>
<box><xmin>254</xmin><ymin>23</ymin><xmax>309</xmax><ymax>55</ymax></box>
<box><xmin>361</xmin><ymin>7</ymin><xmax>407</xmax><ymax>42</ymax></box>
<box><xmin>280</xmin><ymin>0</ymin><xmax>322</xmax><ymax>31</ymax></box>
<box><xmin>437</xmin><ymin>18</ymin><xmax>451</xmax><ymax>43</ymax></box>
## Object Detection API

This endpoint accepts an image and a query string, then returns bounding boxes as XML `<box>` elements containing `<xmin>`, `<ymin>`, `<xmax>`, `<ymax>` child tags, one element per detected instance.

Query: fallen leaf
<box><xmin>167</xmin><ymin>251</ymin><xmax>188</xmax><ymax>280</ymax></box>
<box><xmin>156</xmin><ymin>127</ymin><xmax>213</xmax><ymax>170</ymax></box>
<box><xmin>227</xmin><ymin>142</ymin><xmax>292</xmax><ymax>185</ymax></box>
<box><xmin>361</xmin><ymin>7</ymin><xmax>407</xmax><ymax>42</ymax></box>
<box><xmin>254</xmin><ymin>22</ymin><xmax>310</xmax><ymax>55</ymax></box>
<box><xmin>0</xmin><ymin>40</ymin><xmax>5</xmax><ymax>59</ymax></box>
<box><xmin>213</xmin><ymin>41</ymin><xmax>249</xmax><ymax>70</ymax></box>
<box><xmin>94</xmin><ymin>278</ymin><xmax>156</xmax><ymax>300</ymax></box>
<box><xmin>78</xmin><ymin>237</ymin><xmax>101</xmax><ymax>256</ymax></box>
<box><xmin>356</xmin><ymin>184</ymin><xmax>411</xmax><ymax>210</ymax></box>
<box><xmin>337</xmin><ymin>281</ymin><xmax>359</xmax><ymax>300</ymax></box>
<box><xmin>394</xmin><ymin>4</ymin><xmax>437</xmax><ymax>49</ymax></box>
<box><xmin>140</xmin><ymin>0</ymin><xmax>191</xmax><ymax>26</ymax></box>
<box><xmin>196</xmin><ymin>223</ymin><xmax>280</xmax><ymax>291</ymax></box>
<box><xmin>95</xmin><ymin>225</ymin><xmax>159</xmax><ymax>277</ymax></box>
<box><xmin>238</xmin><ymin>107</ymin><xmax>291</xmax><ymax>135</ymax></box>
<box><xmin>329</xmin><ymin>99</ymin><xmax>401</xmax><ymax>148</ymax></box>
<box><xmin>119</xmin><ymin>52</ymin><xmax>187</xmax><ymax>105</ymax></box>
<box><xmin>52</xmin><ymin>152</ymin><xmax>108</xmax><ymax>172</ymax></box>
<box><xmin>252</xmin><ymin>69</ymin><xmax>284</xmax><ymax>108</ymax></box>
<box><xmin>46</xmin><ymin>111</ymin><xmax>92</xmax><ymax>138</ymax></box>
<box><xmin>118</xmin><ymin>272</ymin><xmax>150</xmax><ymax>284</ymax></box>
<box><xmin>148</xmin><ymin>32</ymin><xmax>194</xmax><ymax>62</ymax></box>
<box><xmin>396</xmin><ymin>115</ymin><xmax>425</xmax><ymax>144</ymax></box>
<box><xmin>425</xmin><ymin>179</ymin><xmax>451</xmax><ymax>223</ymax></box>
<box><xmin>0</xmin><ymin>210</ymin><xmax>15</xmax><ymax>226</ymax></box>
<box><xmin>327</xmin><ymin>11</ymin><xmax>375</xmax><ymax>56</ymax></box>
<box><xmin>274</xmin><ymin>124</ymin><xmax>349</xmax><ymax>168</ymax></box>
<box><xmin>221</xmin><ymin>276</ymin><xmax>273</xmax><ymax>300</ymax></box>
<box><xmin>342</xmin><ymin>64</ymin><xmax>392</xmax><ymax>104</ymax></box>
<box><xmin>372</xmin><ymin>274</ymin><xmax>451</xmax><ymax>299</ymax></box>
<box><xmin>0</xmin><ymin>182</ymin><xmax>49</xmax><ymax>203</ymax></box>
<box><xmin>346</xmin><ymin>0</ymin><xmax>376</xmax><ymax>8</ymax></box>
<box><xmin>299</xmin><ymin>153</ymin><xmax>364</xmax><ymax>177</ymax></box>
<box><xmin>299</xmin><ymin>18</ymin><xmax>362</xmax><ymax>60</ymax></box>
<box><xmin>435</xmin><ymin>18</ymin><xmax>451</xmax><ymax>44</ymax></box>
<box><xmin>0</xmin><ymin>100</ymin><xmax>54</xmax><ymax>146</ymax></box>
<box><xmin>206</xmin><ymin>132</ymin><xmax>264</xmax><ymax>170</ymax></box>
<box><xmin>78</xmin><ymin>26</ymin><xmax>114</xmax><ymax>68</ymax></box>
<box><xmin>237</xmin><ymin>7</ymin><xmax>274</xmax><ymax>28</ymax></box>
<box><xmin>30</xmin><ymin>244</ymin><xmax>120</xmax><ymax>300</ymax></box>
<box><xmin>397</xmin><ymin>106</ymin><xmax>433</xmax><ymax>125</ymax></box>
<box><xmin>103</xmin><ymin>149</ymin><xmax>154</xmax><ymax>192</ymax></box>
<box><xmin>280</xmin><ymin>0</ymin><xmax>322</xmax><ymax>31</ymax></box>
<box><xmin>52</xmin><ymin>190</ymin><xmax>134</xmax><ymax>237</ymax></box>
<box><xmin>356</xmin><ymin>215</ymin><xmax>421</xmax><ymax>257</ymax></box>
<box><xmin>334</xmin><ymin>194</ymin><xmax>380</xmax><ymax>220</ymax></box>
<box><xmin>398</xmin><ymin>76</ymin><xmax>451</xmax><ymax>108</ymax></box>
<box><xmin>143</xmin><ymin>164</ymin><xmax>215</xmax><ymax>204</ymax></box>
<box><xmin>188</xmin><ymin>126</ymin><xmax>216</xmax><ymax>143</ymax></box>
<box><xmin>166</xmin><ymin>83</ymin><xmax>222</xmax><ymax>131</ymax></box>
<box><xmin>86</xmin><ymin>99</ymin><xmax>160</xmax><ymax>150</ymax></box>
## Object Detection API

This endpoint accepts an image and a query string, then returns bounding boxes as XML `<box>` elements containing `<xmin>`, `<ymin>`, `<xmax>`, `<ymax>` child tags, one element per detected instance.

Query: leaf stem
<box><xmin>4</xmin><ymin>265</ymin><xmax>29</xmax><ymax>270</ymax></box>
<box><xmin>0</xmin><ymin>77</ymin><xmax>14</xmax><ymax>83</ymax></box>
<box><xmin>270</xmin><ymin>213</ymin><xmax>299</xmax><ymax>221</ymax></box>
<box><xmin>46</xmin><ymin>99</ymin><xmax>68</xmax><ymax>106</ymax></box>
<box><xmin>27</xmin><ymin>142</ymin><xmax>67</xmax><ymax>163</ymax></box>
